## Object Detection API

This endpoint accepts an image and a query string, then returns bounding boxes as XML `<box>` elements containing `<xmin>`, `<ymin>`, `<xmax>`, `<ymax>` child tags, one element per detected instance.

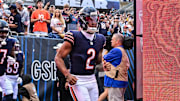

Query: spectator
<box><xmin>50</xmin><ymin>9</ymin><xmax>65</xmax><ymax>39</ymax></box>
<box><xmin>8</xmin><ymin>4</ymin><xmax>23</xmax><ymax>33</ymax></box>
<box><xmin>110</xmin><ymin>16</ymin><xmax>121</xmax><ymax>35</ymax></box>
<box><xmin>122</xmin><ymin>25</ymin><xmax>131</xmax><ymax>36</ymax></box>
<box><xmin>47</xmin><ymin>5</ymin><xmax>55</xmax><ymax>33</ymax></box>
<box><xmin>0</xmin><ymin>0</ymin><xmax>10</xmax><ymax>21</ymax></box>
<box><xmin>98</xmin><ymin>14</ymin><xmax>109</xmax><ymax>36</ymax></box>
<box><xmin>16</xmin><ymin>0</ymin><xmax>29</xmax><ymax>35</ymax></box>
<box><xmin>103</xmin><ymin>34</ymin><xmax>130</xmax><ymax>101</ymax></box>
<box><xmin>18</xmin><ymin>74</ymin><xmax>39</xmax><ymax>101</ymax></box>
<box><xmin>31</xmin><ymin>0</ymin><xmax>50</xmax><ymax>36</ymax></box>
<box><xmin>69</xmin><ymin>8</ymin><xmax>78</xmax><ymax>30</ymax></box>
<box><xmin>127</xmin><ymin>19</ymin><xmax>134</xmax><ymax>35</ymax></box>
<box><xmin>62</xmin><ymin>4</ymin><xmax>72</xmax><ymax>32</ymax></box>
<box><xmin>27</xmin><ymin>5</ymin><xmax>33</xmax><ymax>33</ymax></box>
<box><xmin>44</xmin><ymin>1</ymin><xmax>56</xmax><ymax>33</ymax></box>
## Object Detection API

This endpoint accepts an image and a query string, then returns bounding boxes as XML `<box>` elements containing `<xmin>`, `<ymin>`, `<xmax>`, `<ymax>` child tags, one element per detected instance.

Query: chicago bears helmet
<box><xmin>0</xmin><ymin>19</ymin><xmax>9</xmax><ymax>41</ymax></box>
<box><xmin>79</xmin><ymin>6</ymin><xmax>98</xmax><ymax>34</ymax></box>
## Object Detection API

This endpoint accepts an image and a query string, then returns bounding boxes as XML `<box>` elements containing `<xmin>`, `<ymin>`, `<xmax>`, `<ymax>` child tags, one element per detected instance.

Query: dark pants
<box><xmin>95</xmin><ymin>70</ymin><xmax>108</xmax><ymax>101</ymax></box>
<box><xmin>57</xmin><ymin>67</ymin><xmax>73</xmax><ymax>101</ymax></box>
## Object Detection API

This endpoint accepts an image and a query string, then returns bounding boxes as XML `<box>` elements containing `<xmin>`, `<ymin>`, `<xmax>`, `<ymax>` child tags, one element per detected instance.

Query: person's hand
<box><xmin>66</xmin><ymin>74</ymin><xmax>78</xmax><ymax>85</ymax></box>
<box><xmin>17</xmin><ymin>77</ymin><xmax>22</xmax><ymax>84</ymax></box>
<box><xmin>59</xmin><ymin>34</ymin><xmax>65</xmax><ymax>39</ymax></box>
<box><xmin>42</xmin><ymin>19</ymin><xmax>46</xmax><ymax>22</ymax></box>
<box><xmin>103</xmin><ymin>60</ymin><xmax>111</xmax><ymax>71</ymax></box>
<box><xmin>57</xmin><ymin>82</ymin><xmax>59</xmax><ymax>87</ymax></box>
<box><xmin>37</xmin><ymin>18</ymin><xmax>42</xmax><ymax>22</ymax></box>
<box><xmin>24</xmin><ymin>32</ymin><xmax>28</xmax><ymax>35</ymax></box>
<box><xmin>58</xmin><ymin>31</ymin><xmax>63</xmax><ymax>34</ymax></box>
<box><xmin>46</xmin><ymin>1</ymin><xmax>50</xmax><ymax>6</ymax></box>
<box><xmin>65</xmin><ymin>82</ymin><xmax>69</xmax><ymax>90</ymax></box>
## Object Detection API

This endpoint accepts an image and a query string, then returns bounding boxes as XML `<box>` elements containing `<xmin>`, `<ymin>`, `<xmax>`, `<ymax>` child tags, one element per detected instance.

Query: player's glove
<box><xmin>7</xmin><ymin>56</ymin><xmax>16</xmax><ymax>65</ymax></box>
<box><xmin>17</xmin><ymin>77</ymin><xmax>22</xmax><ymax>84</ymax></box>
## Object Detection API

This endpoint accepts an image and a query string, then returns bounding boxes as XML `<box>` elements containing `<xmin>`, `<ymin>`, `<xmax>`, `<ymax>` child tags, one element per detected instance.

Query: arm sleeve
<box><xmin>21</xmin><ymin>11</ymin><xmax>29</xmax><ymax>23</ymax></box>
<box><xmin>103</xmin><ymin>48</ymin><xmax>122</xmax><ymax>67</ymax></box>
<box><xmin>64</xmin><ymin>32</ymin><xmax>74</xmax><ymax>46</ymax></box>
<box><xmin>14</xmin><ymin>15</ymin><xmax>19</xmax><ymax>25</ymax></box>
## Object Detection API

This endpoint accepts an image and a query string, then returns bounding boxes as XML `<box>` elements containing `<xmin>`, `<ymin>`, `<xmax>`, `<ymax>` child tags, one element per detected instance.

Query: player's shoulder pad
<box><xmin>7</xmin><ymin>36</ymin><xmax>16</xmax><ymax>40</ymax></box>
<box><xmin>96</xmin><ymin>34</ymin><xmax>106</xmax><ymax>47</ymax></box>
<box><xmin>64</xmin><ymin>31</ymin><xmax>75</xmax><ymax>46</ymax></box>
<box><xmin>7</xmin><ymin>36</ymin><xmax>17</xmax><ymax>43</ymax></box>
<box><xmin>96</xmin><ymin>34</ymin><xmax>106</xmax><ymax>41</ymax></box>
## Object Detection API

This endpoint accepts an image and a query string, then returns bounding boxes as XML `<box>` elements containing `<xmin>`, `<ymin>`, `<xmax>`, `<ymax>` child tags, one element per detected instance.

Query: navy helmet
<box><xmin>78</xmin><ymin>7</ymin><xmax>98</xmax><ymax>34</ymax></box>
<box><xmin>0</xmin><ymin>20</ymin><xmax>9</xmax><ymax>42</ymax></box>
<box><xmin>0</xmin><ymin>19</ymin><xmax>9</xmax><ymax>32</ymax></box>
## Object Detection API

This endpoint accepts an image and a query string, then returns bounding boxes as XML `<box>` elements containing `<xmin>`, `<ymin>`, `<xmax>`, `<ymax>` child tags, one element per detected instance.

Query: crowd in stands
<box><xmin>0</xmin><ymin>0</ymin><xmax>134</xmax><ymax>38</ymax></box>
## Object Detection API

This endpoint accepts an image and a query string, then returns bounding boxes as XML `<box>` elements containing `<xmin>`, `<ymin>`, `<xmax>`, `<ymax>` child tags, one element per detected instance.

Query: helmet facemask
<box><xmin>79</xmin><ymin>11</ymin><xmax>98</xmax><ymax>34</ymax></box>
<box><xmin>0</xmin><ymin>31</ymin><xmax>8</xmax><ymax>47</ymax></box>
<box><xmin>0</xmin><ymin>31</ymin><xmax>8</xmax><ymax>41</ymax></box>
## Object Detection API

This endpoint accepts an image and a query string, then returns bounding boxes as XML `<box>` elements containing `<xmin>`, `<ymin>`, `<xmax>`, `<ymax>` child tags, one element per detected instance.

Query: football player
<box><xmin>55</xmin><ymin>7</ymin><xmax>106</xmax><ymax>101</ymax></box>
<box><xmin>6</xmin><ymin>38</ymin><xmax>24</xmax><ymax>101</ymax></box>
<box><xmin>0</xmin><ymin>19</ymin><xmax>16</xmax><ymax>101</ymax></box>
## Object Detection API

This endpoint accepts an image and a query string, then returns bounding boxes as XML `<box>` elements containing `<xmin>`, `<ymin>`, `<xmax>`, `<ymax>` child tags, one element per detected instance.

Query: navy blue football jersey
<box><xmin>0</xmin><ymin>38</ymin><xmax>16</xmax><ymax>76</ymax></box>
<box><xmin>64</xmin><ymin>31</ymin><xmax>106</xmax><ymax>75</ymax></box>
<box><xmin>6</xmin><ymin>51</ymin><xmax>24</xmax><ymax>76</ymax></box>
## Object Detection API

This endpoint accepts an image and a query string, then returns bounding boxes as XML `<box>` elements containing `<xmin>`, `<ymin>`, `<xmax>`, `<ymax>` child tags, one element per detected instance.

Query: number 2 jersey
<box><xmin>0</xmin><ymin>38</ymin><xmax>16</xmax><ymax>76</ymax></box>
<box><xmin>64</xmin><ymin>31</ymin><xmax>106</xmax><ymax>75</ymax></box>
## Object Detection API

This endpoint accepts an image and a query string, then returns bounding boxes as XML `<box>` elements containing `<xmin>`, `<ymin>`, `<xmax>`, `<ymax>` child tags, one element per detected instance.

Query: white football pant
<box><xmin>69</xmin><ymin>74</ymin><xmax>99</xmax><ymax>101</ymax></box>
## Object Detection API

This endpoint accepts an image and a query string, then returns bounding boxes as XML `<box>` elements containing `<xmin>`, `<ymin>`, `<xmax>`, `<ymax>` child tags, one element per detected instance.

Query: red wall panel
<box><xmin>143</xmin><ymin>0</ymin><xmax>180</xmax><ymax>100</ymax></box>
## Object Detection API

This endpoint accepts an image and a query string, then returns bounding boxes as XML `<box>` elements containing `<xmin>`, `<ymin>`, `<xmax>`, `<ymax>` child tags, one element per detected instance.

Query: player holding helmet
<box><xmin>55</xmin><ymin>7</ymin><xmax>106</xmax><ymax>101</ymax></box>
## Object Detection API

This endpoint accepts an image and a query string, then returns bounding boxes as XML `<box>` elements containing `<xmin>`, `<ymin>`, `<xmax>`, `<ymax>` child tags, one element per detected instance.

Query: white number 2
<box><xmin>86</xmin><ymin>48</ymin><xmax>96</xmax><ymax>70</ymax></box>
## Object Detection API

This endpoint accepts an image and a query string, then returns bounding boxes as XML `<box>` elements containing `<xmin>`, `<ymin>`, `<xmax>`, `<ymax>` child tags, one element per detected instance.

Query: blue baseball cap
<box><xmin>9</xmin><ymin>4</ymin><xmax>17</xmax><ymax>10</ymax></box>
